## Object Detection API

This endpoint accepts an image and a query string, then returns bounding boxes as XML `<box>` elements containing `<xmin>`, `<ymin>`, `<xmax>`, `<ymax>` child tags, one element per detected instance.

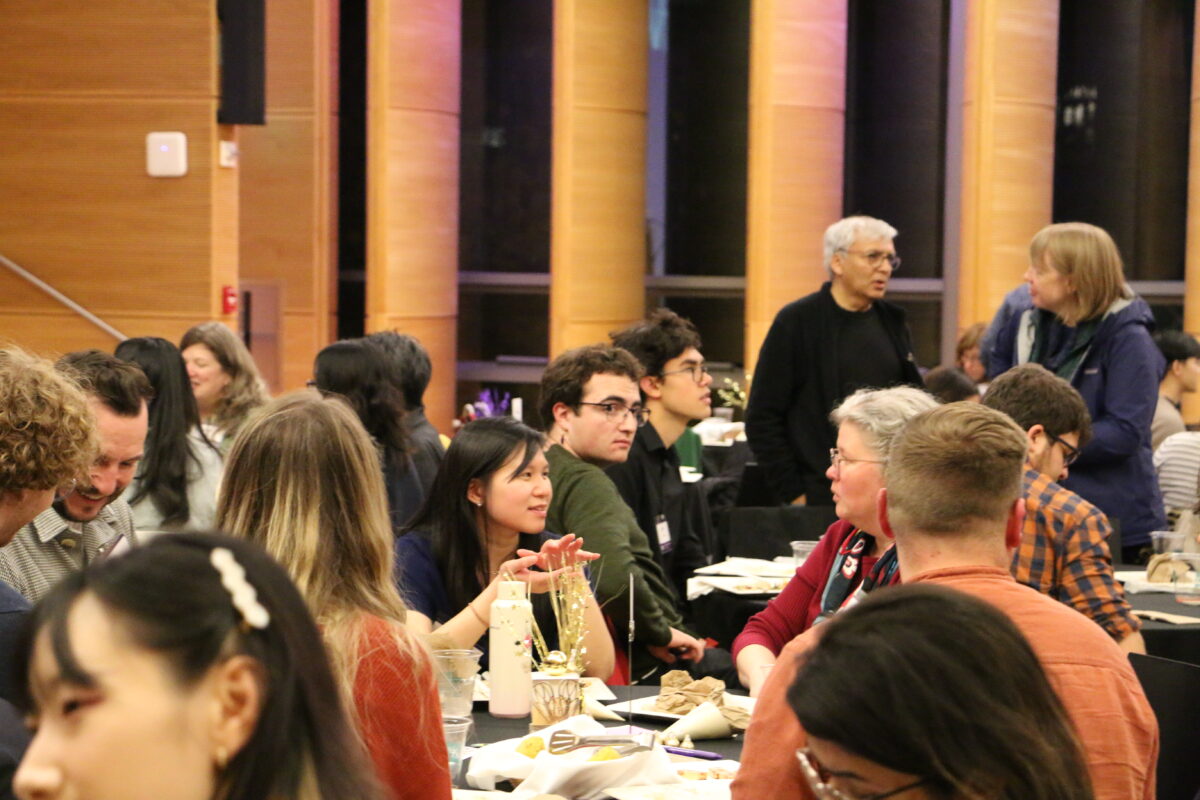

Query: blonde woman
<box><xmin>217</xmin><ymin>393</ymin><xmax>450</xmax><ymax>800</ymax></box>
<box><xmin>988</xmin><ymin>222</ymin><xmax>1166</xmax><ymax>561</ymax></box>
<box><xmin>180</xmin><ymin>322</ymin><xmax>271</xmax><ymax>450</ymax></box>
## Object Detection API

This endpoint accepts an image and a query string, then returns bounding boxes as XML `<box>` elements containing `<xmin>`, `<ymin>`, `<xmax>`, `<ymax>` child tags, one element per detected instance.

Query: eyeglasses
<box><xmin>795</xmin><ymin>748</ymin><xmax>930</xmax><ymax>800</ymax></box>
<box><xmin>660</xmin><ymin>363</ymin><xmax>711</xmax><ymax>383</ymax></box>
<box><xmin>829</xmin><ymin>448</ymin><xmax>885</xmax><ymax>473</ymax></box>
<box><xmin>1047</xmin><ymin>432</ymin><xmax>1080</xmax><ymax>466</ymax></box>
<box><xmin>839</xmin><ymin>249</ymin><xmax>901</xmax><ymax>271</ymax></box>
<box><xmin>577</xmin><ymin>401</ymin><xmax>650</xmax><ymax>427</ymax></box>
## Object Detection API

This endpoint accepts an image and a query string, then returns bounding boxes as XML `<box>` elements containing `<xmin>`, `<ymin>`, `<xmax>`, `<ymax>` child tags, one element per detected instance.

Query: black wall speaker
<box><xmin>217</xmin><ymin>0</ymin><xmax>266</xmax><ymax>125</ymax></box>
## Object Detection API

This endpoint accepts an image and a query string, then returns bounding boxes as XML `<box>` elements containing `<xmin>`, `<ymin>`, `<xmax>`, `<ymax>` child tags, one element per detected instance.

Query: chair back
<box><xmin>719</xmin><ymin>505</ymin><xmax>839</xmax><ymax>560</ymax></box>
<box><xmin>1129</xmin><ymin>652</ymin><xmax>1200</xmax><ymax>800</ymax></box>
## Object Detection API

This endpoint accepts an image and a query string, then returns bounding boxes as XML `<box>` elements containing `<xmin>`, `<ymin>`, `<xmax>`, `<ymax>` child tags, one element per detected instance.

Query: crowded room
<box><xmin>3</xmin><ymin>1</ymin><xmax>1200</xmax><ymax>799</ymax></box>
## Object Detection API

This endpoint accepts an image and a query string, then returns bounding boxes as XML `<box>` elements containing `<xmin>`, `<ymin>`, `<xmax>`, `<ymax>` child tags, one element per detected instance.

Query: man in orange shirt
<box><xmin>732</xmin><ymin>403</ymin><xmax>1158</xmax><ymax>800</ymax></box>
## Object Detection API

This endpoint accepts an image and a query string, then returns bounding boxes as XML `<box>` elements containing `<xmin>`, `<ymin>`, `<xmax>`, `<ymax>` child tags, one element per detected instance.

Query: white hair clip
<box><xmin>210</xmin><ymin>547</ymin><xmax>271</xmax><ymax>630</ymax></box>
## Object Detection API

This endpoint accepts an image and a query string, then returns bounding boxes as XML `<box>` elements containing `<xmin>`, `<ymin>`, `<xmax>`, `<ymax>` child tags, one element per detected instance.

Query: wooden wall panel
<box><xmin>366</xmin><ymin>0</ymin><xmax>461</xmax><ymax>434</ymax></box>
<box><xmin>239</xmin><ymin>0</ymin><xmax>337</xmax><ymax>394</ymax></box>
<box><xmin>549</xmin><ymin>0</ymin><xmax>648</xmax><ymax>355</ymax></box>
<box><xmin>0</xmin><ymin>0</ymin><xmax>235</xmax><ymax>353</ymax></box>
<box><xmin>744</xmin><ymin>0</ymin><xmax>847</xmax><ymax>371</ymax></box>
<box><xmin>0</xmin><ymin>1</ymin><xmax>213</xmax><ymax>96</ymax></box>
<box><xmin>957</xmin><ymin>1</ymin><xmax>1058</xmax><ymax>329</ymax></box>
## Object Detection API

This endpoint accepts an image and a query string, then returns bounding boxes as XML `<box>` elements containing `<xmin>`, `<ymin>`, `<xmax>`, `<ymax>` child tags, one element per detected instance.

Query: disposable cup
<box><xmin>1151</xmin><ymin>530</ymin><xmax>1186</xmax><ymax>555</ymax></box>
<box><xmin>442</xmin><ymin>715</ymin><xmax>472</xmax><ymax>782</ymax></box>
<box><xmin>790</xmin><ymin>540</ymin><xmax>818</xmax><ymax>567</ymax></box>
<box><xmin>434</xmin><ymin>648</ymin><xmax>482</xmax><ymax>717</ymax></box>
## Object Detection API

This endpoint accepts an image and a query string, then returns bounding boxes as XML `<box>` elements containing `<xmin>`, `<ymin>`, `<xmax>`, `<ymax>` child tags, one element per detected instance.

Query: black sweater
<box><xmin>744</xmin><ymin>282</ymin><xmax>923</xmax><ymax>504</ymax></box>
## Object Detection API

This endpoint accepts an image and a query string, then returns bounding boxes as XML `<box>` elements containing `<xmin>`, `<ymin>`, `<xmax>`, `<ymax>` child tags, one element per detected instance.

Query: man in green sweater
<box><xmin>541</xmin><ymin>344</ymin><xmax>708</xmax><ymax>681</ymax></box>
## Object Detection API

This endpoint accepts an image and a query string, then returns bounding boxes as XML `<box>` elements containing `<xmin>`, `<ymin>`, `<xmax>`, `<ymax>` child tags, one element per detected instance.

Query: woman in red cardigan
<box><xmin>733</xmin><ymin>386</ymin><xmax>938</xmax><ymax>695</ymax></box>
<box><xmin>218</xmin><ymin>393</ymin><xmax>451</xmax><ymax>800</ymax></box>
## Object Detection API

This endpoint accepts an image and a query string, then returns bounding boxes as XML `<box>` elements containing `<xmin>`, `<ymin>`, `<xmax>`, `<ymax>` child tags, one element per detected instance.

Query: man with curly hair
<box><xmin>0</xmin><ymin>350</ymin><xmax>151</xmax><ymax>603</ymax></box>
<box><xmin>0</xmin><ymin>347</ymin><xmax>98</xmax><ymax>544</ymax></box>
<box><xmin>0</xmin><ymin>346</ymin><xmax>99</xmax><ymax>708</ymax></box>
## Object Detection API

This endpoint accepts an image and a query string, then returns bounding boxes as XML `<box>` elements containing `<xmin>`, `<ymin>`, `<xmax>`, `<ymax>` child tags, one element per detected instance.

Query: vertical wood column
<box><xmin>239</xmin><ymin>0</ymin><xmax>338</xmax><ymax>393</ymax></box>
<box><xmin>1182</xmin><ymin>9</ymin><xmax>1200</xmax><ymax>421</ymax></box>
<box><xmin>366</xmin><ymin>0</ymin><xmax>460</xmax><ymax>432</ymax></box>
<box><xmin>549</xmin><ymin>0</ymin><xmax>648</xmax><ymax>355</ymax></box>
<box><xmin>743</xmin><ymin>0</ymin><xmax>847</xmax><ymax>372</ymax></box>
<box><xmin>957</xmin><ymin>1</ymin><xmax>1059</xmax><ymax>328</ymax></box>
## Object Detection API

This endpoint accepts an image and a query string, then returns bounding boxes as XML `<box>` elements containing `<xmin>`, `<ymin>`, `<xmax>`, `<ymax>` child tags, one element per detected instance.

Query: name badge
<box><xmin>655</xmin><ymin>515</ymin><xmax>673</xmax><ymax>554</ymax></box>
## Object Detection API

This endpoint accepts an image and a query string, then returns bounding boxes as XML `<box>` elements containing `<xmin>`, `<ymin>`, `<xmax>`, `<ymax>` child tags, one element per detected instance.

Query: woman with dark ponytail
<box><xmin>13</xmin><ymin>532</ymin><xmax>384</xmax><ymax>800</ymax></box>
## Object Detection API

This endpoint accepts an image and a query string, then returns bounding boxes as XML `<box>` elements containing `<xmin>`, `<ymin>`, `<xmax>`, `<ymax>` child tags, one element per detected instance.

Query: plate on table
<box><xmin>690</xmin><ymin>575</ymin><xmax>788</xmax><ymax>595</ymax></box>
<box><xmin>602</xmin><ymin>693</ymin><xmax>755</xmax><ymax>722</ymax></box>
<box><xmin>474</xmin><ymin>675</ymin><xmax>618</xmax><ymax>702</ymax></box>
<box><xmin>694</xmin><ymin>558</ymin><xmax>794</xmax><ymax>578</ymax></box>
<box><xmin>605</xmin><ymin>780</ymin><xmax>733</xmax><ymax>800</ymax></box>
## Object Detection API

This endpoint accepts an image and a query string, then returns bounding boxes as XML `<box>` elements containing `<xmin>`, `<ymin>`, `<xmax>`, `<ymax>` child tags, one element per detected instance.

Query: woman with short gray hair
<box><xmin>733</xmin><ymin>385</ymin><xmax>939</xmax><ymax>695</ymax></box>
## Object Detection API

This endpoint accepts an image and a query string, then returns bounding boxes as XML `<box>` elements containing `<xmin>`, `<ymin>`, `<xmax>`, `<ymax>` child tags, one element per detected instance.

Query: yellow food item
<box><xmin>588</xmin><ymin>746</ymin><xmax>622</xmax><ymax>762</ymax></box>
<box><xmin>517</xmin><ymin>736</ymin><xmax>545</xmax><ymax>758</ymax></box>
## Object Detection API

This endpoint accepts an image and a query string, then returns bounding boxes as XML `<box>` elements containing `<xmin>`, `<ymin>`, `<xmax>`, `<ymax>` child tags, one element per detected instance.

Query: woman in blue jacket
<box><xmin>989</xmin><ymin>222</ymin><xmax>1166</xmax><ymax>561</ymax></box>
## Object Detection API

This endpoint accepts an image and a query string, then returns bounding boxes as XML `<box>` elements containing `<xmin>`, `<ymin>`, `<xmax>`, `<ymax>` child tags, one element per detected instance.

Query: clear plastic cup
<box><xmin>1151</xmin><ymin>530</ymin><xmax>1186</xmax><ymax>555</ymax></box>
<box><xmin>433</xmin><ymin>648</ymin><xmax>482</xmax><ymax>716</ymax></box>
<box><xmin>790</xmin><ymin>540</ymin><xmax>818</xmax><ymax>567</ymax></box>
<box><xmin>442</xmin><ymin>715</ymin><xmax>472</xmax><ymax>782</ymax></box>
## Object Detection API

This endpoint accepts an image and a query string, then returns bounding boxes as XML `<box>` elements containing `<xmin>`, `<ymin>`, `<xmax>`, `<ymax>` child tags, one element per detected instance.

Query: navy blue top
<box><xmin>0</xmin><ymin>581</ymin><xmax>28</xmax><ymax>707</ymax></box>
<box><xmin>394</xmin><ymin>530</ymin><xmax>563</xmax><ymax>669</ymax></box>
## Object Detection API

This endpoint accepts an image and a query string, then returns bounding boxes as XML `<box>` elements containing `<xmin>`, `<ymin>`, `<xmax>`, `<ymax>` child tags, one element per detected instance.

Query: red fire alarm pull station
<box><xmin>222</xmin><ymin>285</ymin><xmax>239</xmax><ymax>315</ymax></box>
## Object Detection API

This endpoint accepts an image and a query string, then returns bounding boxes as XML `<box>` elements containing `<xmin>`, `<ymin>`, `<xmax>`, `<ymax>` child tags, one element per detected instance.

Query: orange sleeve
<box><xmin>354</xmin><ymin>618</ymin><xmax>453</xmax><ymax>800</ymax></box>
<box><xmin>731</xmin><ymin>629</ymin><xmax>819</xmax><ymax>800</ymax></box>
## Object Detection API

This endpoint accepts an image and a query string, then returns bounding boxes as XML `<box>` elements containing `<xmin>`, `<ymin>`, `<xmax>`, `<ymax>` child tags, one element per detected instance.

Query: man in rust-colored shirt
<box><xmin>732</xmin><ymin>404</ymin><xmax>1157</xmax><ymax>800</ymax></box>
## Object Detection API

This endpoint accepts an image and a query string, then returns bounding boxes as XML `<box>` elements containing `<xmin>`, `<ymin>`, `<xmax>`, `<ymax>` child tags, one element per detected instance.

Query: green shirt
<box><xmin>545</xmin><ymin>445</ymin><xmax>686</xmax><ymax>665</ymax></box>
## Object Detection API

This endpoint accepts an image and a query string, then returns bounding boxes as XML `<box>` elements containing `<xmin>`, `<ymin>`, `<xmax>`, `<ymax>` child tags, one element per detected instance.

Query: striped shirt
<box><xmin>0</xmin><ymin>500</ymin><xmax>137</xmax><ymax>603</ymax></box>
<box><xmin>1013</xmin><ymin>468</ymin><xmax>1139</xmax><ymax>642</ymax></box>
<box><xmin>1152</xmin><ymin>430</ymin><xmax>1200</xmax><ymax>525</ymax></box>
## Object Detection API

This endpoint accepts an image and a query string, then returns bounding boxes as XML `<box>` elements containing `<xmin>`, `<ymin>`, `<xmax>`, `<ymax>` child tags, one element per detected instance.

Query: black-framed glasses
<box><xmin>839</xmin><ymin>248</ymin><xmax>901</xmax><ymax>271</ymax></box>
<box><xmin>576</xmin><ymin>401</ymin><xmax>650</xmax><ymax>427</ymax></box>
<box><xmin>1047</xmin><ymin>431</ymin><xmax>1080</xmax><ymax>466</ymax></box>
<box><xmin>829</xmin><ymin>448</ymin><xmax>885</xmax><ymax>473</ymax></box>
<box><xmin>795</xmin><ymin>748</ymin><xmax>930</xmax><ymax>800</ymax></box>
<box><xmin>660</xmin><ymin>363</ymin><xmax>711</xmax><ymax>383</ymax></box>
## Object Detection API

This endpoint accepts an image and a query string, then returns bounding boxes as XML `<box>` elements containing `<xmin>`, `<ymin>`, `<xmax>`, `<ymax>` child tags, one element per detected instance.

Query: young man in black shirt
<box><xmin>608</xmin><ymin>310</ymin><xmax>713</xmax><ymax>599</ymax></box>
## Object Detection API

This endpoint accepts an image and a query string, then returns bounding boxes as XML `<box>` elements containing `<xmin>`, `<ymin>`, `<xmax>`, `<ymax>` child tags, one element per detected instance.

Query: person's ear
<box><xmin>207</xmin><ymin>654</ymin><xmax>263</xmax><ymax>769</ymax></box>
<box><xmin>1004</xmin><ymin>497</ymin><xmax>1026</xmax><ymax>550</ymax></box>
<box><xmin>466</xmin><ymin>478</ymin><xmax>485</xmax><ymax>507</ymax></box>
<box><xmin>551</xmin><ymin>401</ymin><xmax>575</xmax><ymax>429</ymax></box>
<box><xmin>1026</xmin><ymin>423</ymin><xmax>1046</xmax><ymax>454</ymax></box>
<box><xmin>876</xmin><ymin>488</ymin><xmax>895</xmax><ymax>539</ymax></box>
<box><xmin>639</xmin><ymin>374</ymin><xmax>662</xmax><ymax>400</ymax></box>
<box><xmin>829</xmin><ymin>251</ymin><xmax>845</xmax><ymax>278</ymax></box>
<box><xmin>1172</xmin><ymin>360</ymin><xmax>1186</xmax><ymax>379</ymax></box>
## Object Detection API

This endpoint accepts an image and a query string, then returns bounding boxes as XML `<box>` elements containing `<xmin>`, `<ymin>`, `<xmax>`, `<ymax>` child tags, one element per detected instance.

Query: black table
<box><xmin>1128</xmin><ymin>592</ymin><xmax>1200</xmax><ymax>666</ymax></box>
<box><xmin>469</xmin><ymin>684</ymin><xmax>745</xmax><ymax>761</ymax></box>
<box><xmin>688</xmin><ymin>582</ymin><xmax>1200</xmax><ymax>667</ymax></box>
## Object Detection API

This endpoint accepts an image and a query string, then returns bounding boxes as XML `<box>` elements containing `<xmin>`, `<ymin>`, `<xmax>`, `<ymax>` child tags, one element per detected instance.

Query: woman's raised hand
<box><xmin>499</xmin><ymin>534</ymin><xmax>598</xmax><ymax>593</ymax></box>
<box><xmin>517</xmin><ymin>533</ymin><xmax>599</xmax><ymax>572</ymax></box>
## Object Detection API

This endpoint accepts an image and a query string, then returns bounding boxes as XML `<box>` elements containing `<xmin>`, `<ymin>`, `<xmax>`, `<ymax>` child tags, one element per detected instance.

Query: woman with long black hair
<box><xmin>115</xmin><ymin>337</ymin><xmax>222</xmax><ymax>533</ymax></box>
<box><xmin>397</xmin><ymin>416</ymin><xmax>614</xmax><ymax>678</ymax></box>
